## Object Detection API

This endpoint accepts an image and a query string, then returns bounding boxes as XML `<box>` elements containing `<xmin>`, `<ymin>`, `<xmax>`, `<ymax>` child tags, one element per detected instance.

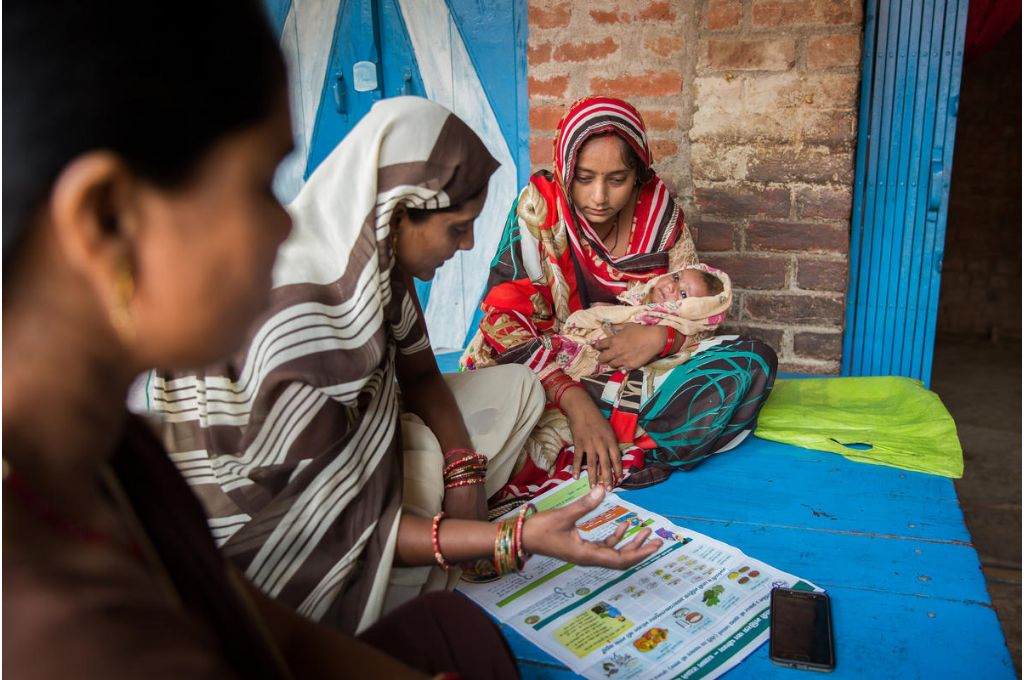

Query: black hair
<box><xmin>2</xmin><ymin>0</ymin><xmax>287</xmax><ymax>263</ymax></box>
<box><xmin>586</xmin><ymin>132</ymin><xmax>655</xmax><ymax>185</ymax></box>
<box><xmin>405</xmin><ymin>185</ymin><xmax>487</xmax><ymax>224</ymax></box>
<box><xmin>700</xmin><ymin>270</ymin><xmax>724</xmax><ymax>296</ymax></box>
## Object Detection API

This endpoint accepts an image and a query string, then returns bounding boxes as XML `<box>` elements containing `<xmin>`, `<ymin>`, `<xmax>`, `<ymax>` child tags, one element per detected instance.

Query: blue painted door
<box><xmin>265</xmin><ymin>0</ymin><xmax>528</xmax><ymax>352</ymax></box>
<box><xmin>842</xmin><ymin>0</ymin><xmax>969</xmax><ymax>386</ymax></box>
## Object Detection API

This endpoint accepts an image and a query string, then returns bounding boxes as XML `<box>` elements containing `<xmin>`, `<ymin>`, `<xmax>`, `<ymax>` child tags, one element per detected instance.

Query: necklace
<box><xmin>595</xmin><ymin>188</ymin><xmax>637</xmax><ymax>256</ymax></box>
<box><xmin>597</xmin><ymin>215</ymin><xmax>619</xmax><ymax>250</ymax></box>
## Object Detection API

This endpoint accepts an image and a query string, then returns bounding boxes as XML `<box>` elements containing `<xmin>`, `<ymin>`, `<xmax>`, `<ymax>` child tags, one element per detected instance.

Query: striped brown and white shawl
<box><xmin>147</xmin><ymin>97</ymin><xmax>499</xmax><ymax>633</ymax></box>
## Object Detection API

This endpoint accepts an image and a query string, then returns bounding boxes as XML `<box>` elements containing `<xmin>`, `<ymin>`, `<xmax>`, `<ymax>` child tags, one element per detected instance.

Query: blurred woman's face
<box><xmin>392</xmin><ymin>187</ymin><xmax>488</xmax><ymax>281</ymax></box>
<box><xmin>130</xmin><ymin>96</ymin><xmax>294</xmax><ymax>369</ymax></box>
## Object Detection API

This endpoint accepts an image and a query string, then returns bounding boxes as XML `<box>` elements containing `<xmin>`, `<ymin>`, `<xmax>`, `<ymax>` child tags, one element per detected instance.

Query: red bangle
<box><xmin>431</xmin><ymin>512</ymin><xmax>453</xmax><ymax>570</ymax></box>
<box><xmin>660</xmin><ymin>327</ymin><xmax>679</xmax><ymax>357</ymax></box>
<box><xmin>514</xmin><ymin>503</ymin><xmax>537</xmax><ymax>567</ymax></box>
<box><xmin>444</xmin><ymin>478</ymin><xmax>484</xmax><ymax>490</ymax></box>
<box><xmin>541</xmin><ymin>370</ymin><xmax>572</xmax><ymax>390</ymax></box>
<box><xmin>442</xmin><ymin>453</ymin><xmax>488</xmax><ymax>476</ymax></box>
<box><xmin>552</xmin><ymin>381</ymin><xmax>583</xmax><ymax>409</ymax></box>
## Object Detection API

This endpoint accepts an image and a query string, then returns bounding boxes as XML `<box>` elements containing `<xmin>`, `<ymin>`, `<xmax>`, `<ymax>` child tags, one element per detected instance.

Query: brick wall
<box><xmin>527</xmin><ymin>0</ymin><xmax>864</xmax><ymax>372</ymax></box>
<box><xmin>936</xmin><ymin>25</ymin><xmax>1021</xmax><ymax>342</ymax></box>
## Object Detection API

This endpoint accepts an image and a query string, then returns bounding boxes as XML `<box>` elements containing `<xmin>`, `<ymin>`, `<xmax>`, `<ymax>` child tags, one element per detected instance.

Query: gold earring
<box><xmin>110</xmin><ymin>259</ymin><xmax>135</xmax><ymax>342</ymax></box>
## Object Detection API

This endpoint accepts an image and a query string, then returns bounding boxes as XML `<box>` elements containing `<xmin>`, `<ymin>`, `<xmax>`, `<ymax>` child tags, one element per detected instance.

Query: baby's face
<box><xmin>647</xmin><ymin>270</ymin><xmax>710</xmax><ymax>304</ymax></box>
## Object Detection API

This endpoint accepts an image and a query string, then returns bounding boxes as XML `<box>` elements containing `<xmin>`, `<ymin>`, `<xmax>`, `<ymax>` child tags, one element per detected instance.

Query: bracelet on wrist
<box><xmin>442</xmin><ymin>452</ymin><xmax>488</xmax><ymax>489</ymax></box>
<box><xmin>444</xmin><ymin>478</ymin><xmax>484</xmax><ymax>490</ymax></box>
<box><xmin>540</xmin><ymin>370</ymin><xmax>569</xmax><ymax>389</ymax></box>
<box><xmin>555</xmin><ymin>383</ymin><xmax>584</xmax><ymax>409</ymax></box>
<box><xmin>492</xmin><ymin>502</ymin><xmax>537</xmax><ymax>576</ymax></box>
<box><xmin>659</xmin><ymin>327</ymin><xmax>679</xmax><ymax>358</ymax></box>
<box><xmin>543</xmin><ymin>372</ymin><xmax>585</xmax><ymax>409</ymax></box>
<box><xmin>514</xmin><ymin>503</ymin><xmax>537</xmax><ymax>566</ymax></box>
<box><xmin>492</xmin><ymin>518</ymin><xmax>518</xmax><ymax>575</ymax></box>
<box><xmin>431</xmin><ymin>511</ymin><xmax>454</xmax><ymax>570</ymax></box>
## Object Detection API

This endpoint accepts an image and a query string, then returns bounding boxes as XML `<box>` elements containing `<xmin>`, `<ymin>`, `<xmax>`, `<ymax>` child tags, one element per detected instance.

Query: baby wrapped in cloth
<box><xmin>552</xmin><ymin>263</ymin><xmax>732</xmax><ymax>380</ymax></box>
<box><xmin>486</xmin><ymin>265</ymin><xmax>732</xmax><ymax>510</ymax></box>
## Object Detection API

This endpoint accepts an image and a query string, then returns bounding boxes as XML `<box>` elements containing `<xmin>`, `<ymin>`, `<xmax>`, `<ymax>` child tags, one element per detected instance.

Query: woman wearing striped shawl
<box><xmin>462</xmin><ymin>96</ymin><xmax>778</xmax><ymax>501</ymax></box>
<box><xmin>148</xmin><ymin>97</ymin><xmax>662</xmax><ymax>637</ymax></box>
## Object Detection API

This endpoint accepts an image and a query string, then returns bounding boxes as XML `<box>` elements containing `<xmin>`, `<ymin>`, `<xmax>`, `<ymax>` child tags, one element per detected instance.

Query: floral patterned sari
<box><xmin>462</xmin><ymin>97</ymin><xmax>777</xmax><ymax>506</ymax></box>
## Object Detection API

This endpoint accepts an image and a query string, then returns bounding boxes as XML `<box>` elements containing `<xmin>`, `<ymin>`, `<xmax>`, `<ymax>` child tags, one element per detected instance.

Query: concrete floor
<box><xmin>931</xmin><ymin>336</ymin><xmax>1021</xmax><ymax>677</ymax></box>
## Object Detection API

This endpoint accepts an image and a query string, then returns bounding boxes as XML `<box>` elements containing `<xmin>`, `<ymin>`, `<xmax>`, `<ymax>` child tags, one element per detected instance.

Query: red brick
<box><xmin>806</xmin><ymin>111</ymin><xmax>857</xmax><ymax>146</ymax></box>
<box><xmin>590</xmin><ymin>70</ymin><xmax>684</xmax><ymax>97</ymax></box>
<box><xmin>719</xmin><ymin>324</ymin><xmax>785</xmax><ymax>353</ymax></box>
<box><xmin>529</xmin><ymin>104</ymin><xmax>564</xmax><ymax>131</ymax></box>
<box><xmin>778</xmin><ymin>73</ymin><xmax>860</xmax><ymax>109</ymax></box>
<box><xmin>589</xmin><ymin>9</ymin><xmax>631</xmax><ymax>24</ymax></box>
<box><xmin>752</xmin><ymin>0</ymin><xmax>810</xmax><ymax>26</ymax></box>
<box><xmin>639</xmin><ymin>109</ymin><xmax>679</xmax><ymax>130</ymax></box>
<box><xmin>646</xmin><ymin>35</ymin><xmax>685</xmax><ymax>58</ymax></box>
<box><xmin>850</xmin><ymin>0</ymin><xmax>864</xmax><ymax>23</ymax></box>
<box><xmin>528</xmin><ymin>75</ymin><xmax>568</xmax><ymax>98</ymax></box>
<box><xmin>694</xmin><ymin>220</ymin><xmax>737</xmax><ymax>251</ymax></box>
<box><xmin>793</xmin><ymin>331</ymin><xmax>842</xmax><ymax>360</ymax></box>
<box><xmin>817</xmin><ymin>0</ymin><xmax>857</xmax><ymax>24</ymax></box>
<box><xmin>706</xmin><ymin>0</ymin><xmax>742</xmax><ymax>29</ymax></box>
<box><xmin>746</xmin><ymin>147</ymin><xmax>853</xmax><ymax>184</ymax></box>
<box><xmin>531</xmin><ymin>137</ymin><xmax>552</xmax><ymax>167</ymax></box>
<box><xmin>752</xmin><ymin>0</ymin><xmax>856</xmax><ymax>26</ymax></box>
<box><xmin>748</xmin><ymin>221</ymin><xmax>848</xmax><ymax>254</ymax></box>
<box><xmin>743</xmin><ymin>293</ymin><xmax>844</xmax><ymax>325</ymax></box>
<box><xmin>704</xmin><ymin>254</ymin><xmax>788</xmax><ymax>289</ymax></box>
<box><xmin>694</xmin><ymin>185</ymin><xmax>791</xmax><ymax>218</ymax></box>
<box><xmin>554</xmin><ymin>37</ymin><xmax>618</xmax><ymax>62</ymax></box>
<box><xmin>796</xmin><ymin>259</ymin><xmax>847</xmax><ymax>292</ymax></box>
<box><xmin>794</xmin><ymin>186</ymin><xmax>852</xmax><ymax>220</ymax></box>
<box><xmin>649</xmin><ymin>139</ymin><xmax>679</xmax><ymax>159</ymax></box>
<box><xmin>807</xmin><ymin>34</ymin><xmax>862</xmax><ymax>69</ymax></box>
<box><xmin>706</xmin><ymin>38</ymin><xmax>797</xmax><ymax>71</ymax></box>
<box><xmin>638</xmin><ymin>2</ymin><xmax>676</xmax><ymax>22</ymax></box>
<box><xmin>530</xmin><ymin>2</ymin><xmax>570</xmax><ymax>29</ymax></box>
<box><xmin>528</xmin><ymin>42</ymin><xmax>552</xmax><ymax>65</ymax></box>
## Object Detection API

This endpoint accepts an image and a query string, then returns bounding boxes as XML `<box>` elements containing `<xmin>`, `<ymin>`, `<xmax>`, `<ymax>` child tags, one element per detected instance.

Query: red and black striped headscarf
<box><xmin>548</xmin><ymin>96</ymin><xmax>684</xmax><ymax>278</ymax></box>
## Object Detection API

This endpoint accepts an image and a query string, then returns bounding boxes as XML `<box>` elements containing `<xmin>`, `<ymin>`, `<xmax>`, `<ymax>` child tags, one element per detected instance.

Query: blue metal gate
<box><xmin>263</xmin><ymin>0</ymin><xmax>528</xmax><ymax>351</ymax></box>
<box><xmin>842</xmin><ymin>0</ymin><xmax>969</xmax><ymax>386</ymax></box>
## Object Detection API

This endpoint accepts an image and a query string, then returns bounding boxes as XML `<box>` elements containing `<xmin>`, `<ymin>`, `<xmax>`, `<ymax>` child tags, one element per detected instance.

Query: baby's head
<box><xmin>646</xmin><ymin>268</ymin><xmax>724</xmax><ymax>305</ymax></box>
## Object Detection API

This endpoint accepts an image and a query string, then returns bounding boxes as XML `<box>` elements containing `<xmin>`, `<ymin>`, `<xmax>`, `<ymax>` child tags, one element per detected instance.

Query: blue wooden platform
<box><xmin>435</xmin><ymin>352</ymin><xmax>1015</xmax><ymax>678</ymax></box>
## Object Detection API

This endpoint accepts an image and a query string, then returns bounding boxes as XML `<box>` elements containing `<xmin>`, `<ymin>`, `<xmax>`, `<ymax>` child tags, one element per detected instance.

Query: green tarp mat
<box><xmin>754</xmin><ymin>376</ymin><xmax>963</xmax><ymax>478</ymax></box>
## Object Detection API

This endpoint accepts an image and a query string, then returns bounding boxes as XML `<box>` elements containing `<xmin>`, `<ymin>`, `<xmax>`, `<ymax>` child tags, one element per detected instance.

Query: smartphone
<box><xmin>769</xmin><ymin>587</ymin><xmax>835</xmax><ymax>672</ymax></box>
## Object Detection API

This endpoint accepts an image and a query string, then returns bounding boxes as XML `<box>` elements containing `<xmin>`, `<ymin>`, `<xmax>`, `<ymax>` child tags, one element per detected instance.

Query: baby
<box><xmin>640</xmin><ymin>267</ymin><xmax>724</xmax><ymax>305</ymax></box>
<box><xmin>551</xmin><ymin>263</ymin><xmax>732</xmax><ymax>379</ymax></box>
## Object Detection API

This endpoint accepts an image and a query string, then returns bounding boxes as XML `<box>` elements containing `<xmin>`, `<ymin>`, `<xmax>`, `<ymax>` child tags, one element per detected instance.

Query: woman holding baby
<box><xmin>463</xmin><ymin>97</ymin><xmax>777</xmax><ymax>501</ymax></box>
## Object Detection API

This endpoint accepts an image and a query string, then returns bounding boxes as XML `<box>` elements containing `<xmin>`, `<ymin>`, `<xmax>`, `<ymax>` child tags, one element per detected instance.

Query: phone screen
<box><xmin>769</xmin><ymin>589</ymin><xmax>834</xmax><ymax>669</ymax></box>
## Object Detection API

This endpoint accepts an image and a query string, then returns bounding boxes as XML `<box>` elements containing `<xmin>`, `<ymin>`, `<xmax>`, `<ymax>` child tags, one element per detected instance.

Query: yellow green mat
<box><xmin>754</xmin><ymin>376</ymin><xmax>964</xmax><ymax>478</ymax></box>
